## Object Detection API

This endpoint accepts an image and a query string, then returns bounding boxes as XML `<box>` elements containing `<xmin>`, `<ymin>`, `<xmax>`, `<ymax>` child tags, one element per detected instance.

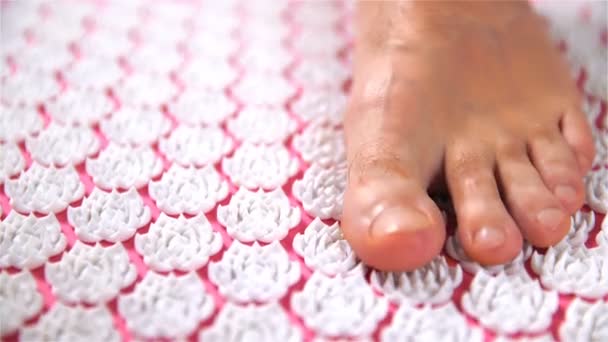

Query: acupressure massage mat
<box><xmin>0</xmin><ymin>0</ymin><xmax>607</xmax><ymax>341</ymax></box>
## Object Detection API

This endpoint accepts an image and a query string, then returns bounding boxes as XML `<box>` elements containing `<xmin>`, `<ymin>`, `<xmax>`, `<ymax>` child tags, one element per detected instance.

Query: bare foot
<box><xmin>341</xmin><ymin>1</ymin><xmax>596</xmax><ymax>271</ymax></box>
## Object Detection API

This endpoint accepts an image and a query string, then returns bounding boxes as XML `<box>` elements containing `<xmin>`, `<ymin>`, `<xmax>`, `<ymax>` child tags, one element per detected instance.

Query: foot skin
<box><xmin>341</xmin><ymin>1</ymin><xmax>596</xmax><ymax>271</ymax></box>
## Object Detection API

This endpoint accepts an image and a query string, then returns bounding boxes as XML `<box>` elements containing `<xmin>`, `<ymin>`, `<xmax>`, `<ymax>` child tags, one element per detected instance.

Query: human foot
<box><xmin>341</xmin><ymin>1</ymin><xmax>596</xmax><ymax>271</ymax></box>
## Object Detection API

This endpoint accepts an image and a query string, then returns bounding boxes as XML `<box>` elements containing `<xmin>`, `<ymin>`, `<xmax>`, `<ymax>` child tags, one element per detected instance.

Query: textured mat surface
<box><xmin>0</xmin><ymin>0</ymin><xmax>607</xmax><ymax>341</ymax></box>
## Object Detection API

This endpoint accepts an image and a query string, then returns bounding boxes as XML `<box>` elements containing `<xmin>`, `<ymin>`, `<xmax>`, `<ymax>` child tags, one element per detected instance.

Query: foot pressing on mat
<box><xmin>341</xmin><ymin>0</ymin><xmax>595</xmax><ymax>271</ymax></box>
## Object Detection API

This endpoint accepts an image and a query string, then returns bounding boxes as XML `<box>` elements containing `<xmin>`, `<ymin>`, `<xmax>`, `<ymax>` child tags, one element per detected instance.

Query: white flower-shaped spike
<box><xmin>135</xmin><ymin>213</ymin><xmax>223</xmax><ymax>272</ymax></box>
<box><xmin>149</xmin><ymin>164</ymin><xmax>228</xmax><ymax>215</ymax></box>
<box><xmin>0</xmin><ymin>211</ymin><xmax>66</xmax><ymax>269</ymax></box>
<box><xmin>118</xmin><ymin>272</ymin><xmax>215</xmax><ymax>339</ymax></box>
<box><xmin>555</xmin><ymin>210</ymin><xmax>596</xmax><ymax>249</ymax></box>
<box><xmin>461</xmin><ymin>271</ymin><xmax>559</xmax><ymax>334</ymax></box>
<box><xmin>0</xmin><ymin>270</ymin><xmax>43</xmax><ymax>336</ymax></box>
<box><xmin>292</xmin><ymin>2</ymin><xmax>342</xmax><ymax>27</ymax></box>
<box><xmin>208</xmin><ymin>241</ymin><xmax>301</xmax><ymax>303</ymax></box>
<box><xmin>237</xmin><ymin>46</ymin><xmax>292</xmax><ymax>73</ymax></box>
<box><xmin>381</xmin><ymin>303</ymin><xmax>484</xmax><ymax>342</ymax></box>
<box><xmin>67</xmin><ymin>187</ymin><xmax>151</xmax><ymax>243</ymax></box>
<box><xmin>217</xmin><ymin>187</ymin><xmax>300</xmax><ymax>243</ymax></box>
<box><xmin>493</xmin><ymin>334</ymin><xmax>556</xmax><ymax>342</ymax></box>
<box><xmin>291</xmin><ymin>271</ymin><xmax>388</xmax><ymax>338</ymax></box>
<box><xmin>291</xmin><ymin>89</ymin><xmax>346</xmax><ymax>126</ymax></box>
<box><xmin>126</xmin><ymin>45</ymin><xmax>183</xmax><ymax>74</ymax></box>
<box><xmin>292</xmin><ymin>120</ymin><xmax>346</xmax><ymax>167</ymax></box>
<box><xmin>585</xmin><ymin>168</ymin><xmax>608</xmax><ymax>213</ymax></box>
<box><xmin>114</xmin><ymin>72</ymin><xmax>177</xmax><ymax>107</ymax></box>
<box><xmin>25</xmin><ymin>122</ymin><xmax>100</xmax><ymax>166</ymax></box>
<box><xmin>63</xmin><ymin>57</ymin><xmax>123</xmax><ymax>90</ymax></box>
<box><xmin>96</xmin><ymin>1</ymin><xmax>139</xmax><ymax>29</ymax></box>
<box><xmin>0</xmin><ymin>104</ymin><xmax>43</xmax><ymax>142</ymax></box>
<box><xmin>100</xmin><ymin>107</ymin><xmax>172</xmax><ymax>146</ymax></box>
<box><xmin>76</xmin><ymin>29</ymin><xmax>133</xmax><ymax>58</ymax></box>
<box><xmin>582</xmin><ymin>98</ymin><xmax>602</xmax><ymax>125</ymax></box>
<box><xmin>198</xmin><ymin>302</ymin><xmax>302</xmax><ymax>342</ymax></box>
<box><xmin>27</xmin><ymin>13</ymin><xmax>85</xmax><ymax>45</ymax></box>
<box><xmin>232</xmin><ymin>72</ymin><xmax>296</xmax><ymax>106</ymax></box>
<box><xmin>222</xmin><ymin>143</ymin><xmax>299</xmax><ymax>190</ymax></box>
<box><xmin>27</xmin><ymin>15</ymin><xmax>87</xmax><ymax>44</ymax></box>
<box><xmin>291</xmin><ymin>60</ymin><xmax>349</xmax><ymax>89</ymax></box>
<box><xmin>20</xmin><ymin>303</ymin><xmax>120</xmax><ymax>342</ymax></box>
<box><xmin>582</xmin><ymin>46</ymin><xmax>608</xmax><ymax>100</ymax></box>
<box><xmin>86</xmin><ymin>143</ymin><xmax>163</xmax><ymax>190</ymax></box>
<box><xmin>134</xmin><ymin>21</ymin><xmax>188</xmax><ymax>47</ymax></box>
<box><xmin>293</xmin><ymin>163</ymin><xmax>346</xmax><ymax>220</ymax></box>
<box><xmin>531</xmin><ymin>245</ymin><xmax>608</xmax><ymax>298</ymax></box>
<box><xmin>292</xmin><ymin>218</ymin><xmax>360</xmax><ymax>276</ymax></box>
<box><xmin>559</xmin><ymin>297</ymin><xmax>608</xmax><ymax>341</ymax></box>
<box><xmin>179</xmin><ymin>58</ymin><xmax>237</xmax><ymax>91</ymax></box>
<box><xmin>292</xmin><ymin>29</ymin><xmax>344</xmax><ymax>56</ymax></box>
<box><xmin>46</xmin><ymin>88</ymin><xmax>114</xmax><ymax>126</ymax></box>
<box><xmin>227</xmin><ymin>106</ymin><xmax>297</xmax><ymax>144</ymax></box>
<box><xmin>591</xmin><ymin>128</ymin><xmax>607</xmax><ymax>168</ymax></box>
<box><xmin>168</xmin><ymin>89</ymin><xmax>237</xmax><ymax>126</ymax></box>
<box><xmin>1</xmin><ymin>69</ymin><xmax>60</xmax><ymax>105</ymax></box>
<box><xmin>188</xmin><ymin>32</ymin><xmax>239</xmax><ymax>59</ymax></box>
<box><xmin>241</xmin><ymin>25</ymin><xmax>289</xmax><ymax>49</ymax></box>
<box><xmin>597</xmin><ymin>215</ymin><xmax>608</xmax><ymax>249</ymax></box>
<box><xmin>159</xmin><ymin>125</ymin><xmax>233</xmax><ymax>166</ymax></box>
<box><xmin>370</xmin><ymin>256</ymin><xmax>463</xmax><ymax>305</ymax></box>
<box><xmin>45</xmin><ymin>241</ymin><xmax>137</xmax><ymax>304</ymax></box>
<box><xmin>0</xmin><ymin>142</ymin><xmax>25</xmax><ymax>184</ymax></box>
<box><xmin>5</xmin><ymin>163</ymin><xmax>85</xmax><ymax>214</ymax></box>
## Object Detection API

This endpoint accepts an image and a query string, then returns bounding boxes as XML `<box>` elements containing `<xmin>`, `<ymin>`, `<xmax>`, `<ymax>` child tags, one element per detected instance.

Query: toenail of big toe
<box><xmin>554</xmin><ymin>185</ymin><xmax>577</xmax><ymax>202</ymax></box>
<box><xmin>370</xmin><ymin>205</ymin><xmax>430</xmax><ymax>238</ymax></box>
<box><xmin>473</xmin><ymin>226</ymin><xmax>505</xmax><ymax>249</ymax></box>
<box><xmin>537</xmin><ymin>208</ymin><xmax>565</xmax><ymax>231</ymax></box>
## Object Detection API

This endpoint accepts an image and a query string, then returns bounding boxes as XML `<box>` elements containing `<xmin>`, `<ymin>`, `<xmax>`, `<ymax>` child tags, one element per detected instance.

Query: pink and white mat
<box><xmin>0</xmin><ymin>0</ymin><xmax>606</xmax><ymax>341</ymax></box>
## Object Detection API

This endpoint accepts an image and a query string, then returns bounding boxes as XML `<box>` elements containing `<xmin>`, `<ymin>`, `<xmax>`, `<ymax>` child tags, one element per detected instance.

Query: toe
<box><xmin>341</xmin><ymin>67</ymin><xmax>446</xmax><ymax>272</ymax></box>
<box><xmin>341</xmin><ymin>150</ymin><xmax>446</xmax><ymax>272</ymax></box>
<box><xmin>560</xmin><ymin>107</ymin><xmax>596</xmax><ymax>172</ymax></box>
<box><xmin>446</xmin><ymin>143</ymin><xmax>523</xmax><ymax>265</ymax></box>
<box><xmin>528</xmin><ymin>129</ymin><xmax>585</xmax><ymax>213</ymax></box>
<box><xmin>496</xmin><ymin>143</ymin><xmax>570</xmax><ymax>247</ymax></box>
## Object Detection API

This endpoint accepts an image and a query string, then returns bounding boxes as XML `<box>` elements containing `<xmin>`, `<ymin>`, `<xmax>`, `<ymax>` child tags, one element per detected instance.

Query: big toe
<box><xmin>342</xmin><ymin>164</ymin><xmax>446</xmax><ymax>271</ymax></box>
<box><xmin>340</xmin><ymin>55</ymin><xmax>446</xmax><ymax>271</ymax></box>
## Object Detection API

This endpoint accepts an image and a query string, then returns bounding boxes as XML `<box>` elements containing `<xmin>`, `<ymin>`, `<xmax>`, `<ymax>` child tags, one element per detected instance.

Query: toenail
<box><xmin>473</xmin><ymin>226</ymin><xmax>505</xmax><ymax>249</ymax></box>
<box><xmin>554</xmin><ymin>185</ymin><xmax>577</xmax><ymax>202</ymax></box>
<box><xmin>537</xmin><ymin>208</ymin><xmax>565</xmax><ymax>231</ymax></box>
<box><xmin>370</xmin><ymin>206</ymin><xmax>430</xmax><ymax>237</ymax></box>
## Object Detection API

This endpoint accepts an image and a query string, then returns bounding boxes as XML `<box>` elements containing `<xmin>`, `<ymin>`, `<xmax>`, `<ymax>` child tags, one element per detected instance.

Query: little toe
<box><xmin>560</xmin><ymin>108</ymin><xmax>596</xmax><ymax>172</ymax></box>
<box><xmin>528</xmin><ymin>130</ymin><xmax>585</xmax><ymax>213</ymax></box>
<box><xmin>446</xmin><ymin>143</ymin><xmax>523</xmax><ymax>265</ymax></box>
<box><xmin>496</xmin><ymin>143</ymin><xmax>570</xmax><ymax>247</ymax></box>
